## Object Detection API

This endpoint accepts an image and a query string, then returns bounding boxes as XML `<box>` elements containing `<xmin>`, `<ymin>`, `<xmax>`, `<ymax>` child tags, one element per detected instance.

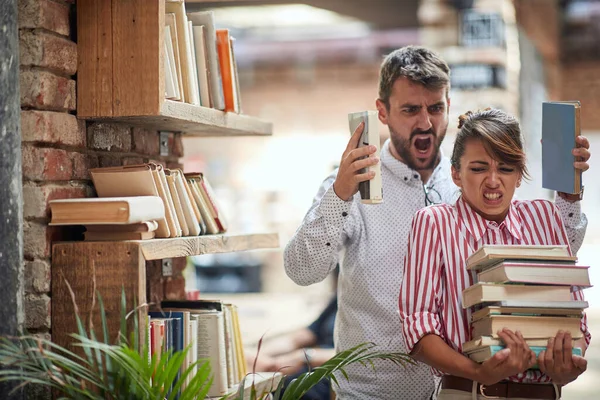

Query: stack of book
<box><xmin>164</xmin><ymin>1</ymin><xmax>242</xmax><ymax>113</ymax></box>
<box><xmin>151</xmin><ymin>300</ymin><xmax>247</xmax><ymax>398</ymax></box>
<box><xmin>49</xmin><ymin>196</ymin><xmax>165</xmax><ymax>241</ymax></box>
<box><xmin>48</xmin><ymin>163</ymin><xmax>227</xmax><ymax>241</ymax></box>
<box><xmin>461</xmin><ymin>245</ymin><xmax>591</xmax><ymax>363</ymax></box>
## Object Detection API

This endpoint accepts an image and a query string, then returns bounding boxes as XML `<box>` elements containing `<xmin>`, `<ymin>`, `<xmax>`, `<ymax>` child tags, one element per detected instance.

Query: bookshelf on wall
<box><xmin>53</xmin><ymin>0</ymin><xmax>281</xmax><ymax>395</ymax></box>
<box><xmin>77</xmin><ymin>0</ymin><xmax>272</xmax><ymax>137</ymax></box>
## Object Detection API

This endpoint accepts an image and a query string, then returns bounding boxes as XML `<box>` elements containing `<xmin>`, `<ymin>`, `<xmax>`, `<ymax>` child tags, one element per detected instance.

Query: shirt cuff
<box><xmin>318</xmin><ymin>185</ymin><xmax>353</xmax><ymax>228</ymax></box>
<box><xmin>401</xmin><ymin>312</ymin><xmax>443</xmax><ymax>353</ymax></box>
<box><xmin>554</xmin><ymin>193</ymin><xmax>583</xmax><ymax>227</ymax></box>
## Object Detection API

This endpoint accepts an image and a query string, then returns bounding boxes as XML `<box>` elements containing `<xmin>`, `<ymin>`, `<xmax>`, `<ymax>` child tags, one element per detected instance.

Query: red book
<box><xmin>216</xmin><ymin>29</ymin><xmax>235</xmax><ymax>112</ymax></box>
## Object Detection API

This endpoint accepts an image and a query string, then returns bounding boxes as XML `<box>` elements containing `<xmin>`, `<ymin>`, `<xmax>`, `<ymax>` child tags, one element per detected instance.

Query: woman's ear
<box><xmin>451</xmin><ymin>165</ymin><xmax>462</xmax><ymax>188</ymax></box>
<box><xmin>376</xmin><ymin>99</ymin><xmax>388</xmax><ymax>125</ymax></box>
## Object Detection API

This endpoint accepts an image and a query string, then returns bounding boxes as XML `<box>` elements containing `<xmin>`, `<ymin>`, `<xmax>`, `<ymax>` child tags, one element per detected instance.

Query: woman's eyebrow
<box><xmin>469</xmin><ymin>160</ymin><xmax>489</xmax><ymax>165</ymax></box>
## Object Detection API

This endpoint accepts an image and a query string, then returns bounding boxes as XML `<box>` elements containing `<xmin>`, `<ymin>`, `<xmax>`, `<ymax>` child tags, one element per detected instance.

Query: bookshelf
<box><xmin>53</xmin><ymin>0</ymin><xmax>281</xmax><ymax>395</ymax></box>
<box><xmin>77</xmin><ymin>0</ymin><xmax>272</xmax><ymax>137</ymax></box>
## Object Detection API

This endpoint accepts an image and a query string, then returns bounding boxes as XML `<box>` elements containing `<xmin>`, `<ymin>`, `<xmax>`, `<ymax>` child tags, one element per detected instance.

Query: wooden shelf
<box><xmin>79</xmin><ymin>100</ymin><xmax>273</xmax><ymax>137</ymax></box>
<box><xmin>139</xmin><ymin>232</ymin><xmax>279</xmax><ymax>260</ymax></box>
<box><xmin>210</xmin><ymin>373</ymin><xmax>283</xmax><ymax>400</ymax></box>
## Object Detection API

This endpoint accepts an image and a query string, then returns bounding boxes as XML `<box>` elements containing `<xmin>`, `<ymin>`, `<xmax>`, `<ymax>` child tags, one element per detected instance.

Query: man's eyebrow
<box><xmin>428</xmin><ymin>101</ymin><xmax>446</xmax><ymax>107</ymax></box>
<box><xmin>399</xmin><ymin>103</ymin><xmax>421</xmax><ymax>109</ymax></box>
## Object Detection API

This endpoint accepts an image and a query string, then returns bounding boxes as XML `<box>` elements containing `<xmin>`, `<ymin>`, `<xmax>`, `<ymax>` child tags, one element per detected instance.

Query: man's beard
<box><xmin>389</xmin><ymin>127</ymin><xmax>446</xmax><ymax>171</ymax></box>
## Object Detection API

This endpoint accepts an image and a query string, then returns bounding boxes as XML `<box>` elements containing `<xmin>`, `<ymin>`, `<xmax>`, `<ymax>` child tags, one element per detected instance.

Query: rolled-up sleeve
<box><xmin>399</xmin><ymin>209</ymin><xmax>444</xmax><ymax>352</ymax></box>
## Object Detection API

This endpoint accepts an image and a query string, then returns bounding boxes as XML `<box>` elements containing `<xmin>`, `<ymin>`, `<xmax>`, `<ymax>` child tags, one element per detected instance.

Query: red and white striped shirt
<box><xmin>399</xmin><ymin>196</ymin><xmax>591</xmax><ymax>383</ymax></box>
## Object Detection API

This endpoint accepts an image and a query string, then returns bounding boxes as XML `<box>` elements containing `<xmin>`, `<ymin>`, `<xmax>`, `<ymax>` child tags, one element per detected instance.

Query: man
<box><xmin>283</xmin><ymin>46</ymin><xmax>590</xmax><ymax>399</ymax></box>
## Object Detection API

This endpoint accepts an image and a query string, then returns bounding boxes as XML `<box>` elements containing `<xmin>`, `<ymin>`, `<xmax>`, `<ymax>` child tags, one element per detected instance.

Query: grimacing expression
<box><xmin>451</xmin><ymin>139</ymin><xmax>522</xmax><ymax>223</ymax></box>
<box><xmin>376</xmin><ymin>77</ymin><xmax>449</xmax><ymax>171</ymax></box>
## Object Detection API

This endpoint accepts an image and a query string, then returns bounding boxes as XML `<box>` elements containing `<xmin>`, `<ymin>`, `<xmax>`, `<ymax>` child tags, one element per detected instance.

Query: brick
<box><xmin>71</xmin><ymin>152</ymin><xmax>93</xmax><ymax>180</ymax></box>
<box><xmin>20</xmin><ymin>69</ymin><xmax>76</xmax><ymax>111</ymax></box>
<box><xmin>132</xmin><ymin>127</ymin><xmax>160</xmax><ymax>155</ymax></box>
<box><xmin>87</xmin><ymin>122</ymin><xmax>132</xmax><ymax>152</ymax></box>
<box><xmin>173</xmin><ymin>257</ymin><xmax>187</xmax><ymax>275</ymax></box>
<box><xmin>166</xmin><ymin>161</ymin><xmax>183</xmax><ymax>170</ymax></box>
<box><xmin>123</xmin><ymin>157</ymin><xmax>144</xmax><ymax>166</ymax></box>
<box><xmin>98</xmin><ymin>154</ymin><xmax>123</xmax><ymax>168</ymax></box>
<box><xmin>20</xmin><ymin>30</ymin><xmax>77</xmax><ymax>75</ymax></box>
<box><xmin>21</xmin><ymin>110</ymin><xmax>85</xmax><ymax>146</ymax></box>
<box><xmin>25</xmin><ymin>294</ymin><xmax>51</xmax><ymax>330</ymax></box>
<box><xmin>18</xmin><ymin>0</ymin><xmax>70</xmax><ymax>36</ymax></box>
<box><xmin>23</xmin><ymin>182</ymin><xmax>91</xmax><ymax>219</ymax></box>
<box><xmin>25</xmin><ymin>260</ymin><xmax>51</xmax><ymax>294</ymax></box>
<box><xmin>23</xmin><ymin>221</ymin><xmax>51</xmax><ymax>259</ymax></box>
<box><xmin>22</xmin><ymin>145</ymin><xmax>73</xmax><ymax>181</ymax></box>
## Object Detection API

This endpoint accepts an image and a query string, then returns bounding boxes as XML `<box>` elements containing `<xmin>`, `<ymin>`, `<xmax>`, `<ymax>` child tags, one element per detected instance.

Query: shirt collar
<box><xmin>455</xmin><ymin>196</ymin><xmax>522</xmax><ymax>242</ymax></box>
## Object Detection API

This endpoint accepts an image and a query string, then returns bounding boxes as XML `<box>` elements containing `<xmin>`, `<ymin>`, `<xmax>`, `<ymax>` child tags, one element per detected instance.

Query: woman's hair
<box><xmin>451</xmin><ymin>108</ymin><xmax>530</xmax><ymax>179</ymax></box>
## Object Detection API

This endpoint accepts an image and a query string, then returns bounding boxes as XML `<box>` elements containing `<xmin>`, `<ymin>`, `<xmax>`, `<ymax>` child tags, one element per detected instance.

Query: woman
<box><xmin>399</xmin><ymin>109</ymin><xmax>590</xmax><ymax>399</ymax></box>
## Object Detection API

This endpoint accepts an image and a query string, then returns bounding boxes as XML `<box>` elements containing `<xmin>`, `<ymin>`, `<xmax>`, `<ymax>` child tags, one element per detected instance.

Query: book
<box><xmin>164</xmin><ymin>25</ymin><xmax>180</xmax><ymax>100</ymax></box>
<box><xmin>471</xmin><ymin>315</ymin><xmax>582</xmax><ymax>340</ymax></box>
<box><xmin>90</xmin><ymin>165</ymin><xmax>171</xmax><ymax>238</ymax></box>
<box><xmin>84</xmin><ymin>231</ymin><xmax>155</xmax><ymax>241</ymax></box>
<box><xmin>466</xmin><ymin>245</ymin><xmax>575</xmax><ymax>271</ymax></box>
<box><xmin>194</xmin><ymin>311</ymin><xmax>228</xmax><ymax>396</ymax></box>
<box><xmin>49</xmin><ymin>196</ymin><xmax>164</xmax><ymax>225</ymax></box>
<box><xmin>466</xmin><ymin>345</ymin><xmax>582</xmax><ymax>364</ymax></box>
<box><xmin>162</xmin><ymin>299</ymin><xmax>224</xmax><ymax>312</ymax></box>
<box><xmin>216</xmin><ymin>29</ymin><xmax>236</xmax><ymax>113</ymax></box>
<box><xmin>462</xmin><ymin>336</ymin><xmax>579</xmax><ymax>354</ymax></box>
<box><xmin>462</xmin><ymin>283</ymin><xmax>572</xmax><ymax>308</ymax></box>
<box><xmin>542</xmin><ymin>101</ymin><xmax>582</xmax><ymax>194</ymax></box>
<box><xmin>187</xmin><ymin>11</ymin><xmax>225</xmax><ymax>110</ymax></box>
<box><xmin>471</xmin><ymin>305</ymin><xmax>584</xmax><ymax>323</ymax></box>
<box><xmin>150</xmin><ymin>163</ymin><xmax>182</xmax><ymax>238</ymax></box>
<box><xmin>477</xmin><ymin>261</ymin><xmax>591</xmax><ymax>287</ymax></box>
<box><xmin>348</xmin><ymin>111</ymin><xmax>382</xmax><ymax>204</ymax></box>
<box><xmin>84</xmin><ymin>221</ymin><xmax>159</xmax><ymax>233</ymax></box>
<box><xmin>191</xmin><ymin>25</ymin><xmax>211</xmax><ymax>107</ymax></box>
<box><xmin>165</xmin><ymin>13</ymin><xmax>185</xmax><ymax>102</ymax></box>
<box><xmin>486</xmin><ymin>300</ymin><xmax>589</xmax><ymax>309</ymax></box>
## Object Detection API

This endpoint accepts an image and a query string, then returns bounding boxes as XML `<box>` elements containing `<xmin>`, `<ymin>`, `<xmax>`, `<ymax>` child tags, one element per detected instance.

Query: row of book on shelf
<box><xmin>48</xmin><ymin>163</ymin><xmax>227</xmax><ymax>241</ymax></box>
<box><xmin>461</xmin><ymin>244</ymin><xmax>591</xmax><ymax>365</ymax></box>
<box><xmin>164</xmin><ymin>1</ymin><xmax>241</xmax><ymax>113</ymax></box>
<box><xmin>150</xmin><ymin>299</ymin><xmax>246</xmax><ymax>398</ymax></box>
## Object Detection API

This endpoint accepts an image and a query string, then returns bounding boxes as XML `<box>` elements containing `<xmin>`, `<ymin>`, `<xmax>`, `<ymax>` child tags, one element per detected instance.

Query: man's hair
<box><xmin>451</xmin><ymin>108</ymin><xmax>530</xmax><ymax>179</ymax></box>
<box><xmin>378</xmin><ymin>46</ymin><xmax>451</xmax><ymax>109</ymax></box>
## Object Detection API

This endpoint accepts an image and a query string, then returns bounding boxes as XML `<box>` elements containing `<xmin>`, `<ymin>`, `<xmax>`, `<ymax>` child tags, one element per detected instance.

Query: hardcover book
<box><xmin>542</xmin><ymin>101</ymin><xmax>582</xmax><ymax>194</ymax></box>
<box><xmin>348</xmin><ymin>111</ymin><xmax>382</xmax><ymax>204</ymax></box>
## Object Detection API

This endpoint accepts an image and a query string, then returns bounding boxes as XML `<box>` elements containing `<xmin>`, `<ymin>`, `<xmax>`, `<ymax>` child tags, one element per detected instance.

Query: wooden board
<box><xmin>51</xmin><ymin>242</ymin><xmax>147</xmax><ymax>354</ymax></box>
<box><xmin>139</xmin><ymin>233</ymin><xmax>280</xmax><ymax>260</ymax></box>
<box><xmin>77</xmin><ymin>0</ymin><xmax>113</xmax><ymax>117</ymax></box>
<box><xmin>80</xmin><ymin>99</ymin><xmax>273</xmax><ymax>136</ymax></box>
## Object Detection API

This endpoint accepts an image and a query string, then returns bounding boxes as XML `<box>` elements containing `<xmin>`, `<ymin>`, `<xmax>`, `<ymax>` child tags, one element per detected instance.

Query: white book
<box><xmin>194</xmin><ymin>311</ymin><xmax>228</xmax><ymax>397</ymax></box>
<box><xmin>165</xmin><ymin>0</ymin><xmax>199</xmax><ymax>106</ymax></box>
<box><xmin>223</xmin><ymin>305</ymin><xmax>235</xmax><ymax>388</ymax></box>
<box><xmin>173</xmin><ymin>170</ymin><xmax>201</xmax><ymax>236</ymax></box>
<box><xmin>187</xmin><ymin>21</ymin><xmax>201</xmax><ymax>106</ymax></box>
<box><xmin>165</xmin><ymin>172</ymin><xmax>189</xmax><ymax>236</ymax></box>
<box><xmin>189</xmin><ymin>316</ymin><xmax>199</xmax><ymax>388</ymax></box>
<box><xmin>192</xmin><ymin>25</ymin><xmax>211</xmax><ymax>107</ymax></box>
<box><xmin>229</xmin><ymin>36</ymin><xmax>241</xmax><ymax>113</ymax></box>
<box><xmin>187</xmin><ymin>11</ymin><xmax>225</xmax><ymax>110</ymax></box>
<box><xmin>164</xmin><ymin>26</ymin><xmax>180</xmax><ymax>100</ymax></box>
<box><xmin>166</xmin><ymin>13</ymin><xmax>185</xmax><ymax>102</ymax></box>
<box><xmin>348</xmin><ymin>111</ymin><xmax>383</xmax><ymax>204</ymax></box>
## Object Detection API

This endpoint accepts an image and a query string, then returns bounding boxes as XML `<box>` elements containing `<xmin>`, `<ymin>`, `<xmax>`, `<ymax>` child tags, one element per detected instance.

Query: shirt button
<box><xmin>342</xmin><ymin>212</ymin><xmax>348</xmax><ymax>217</ymax></box>
<box><xmin>413</xmin><ymin>174</ymin><xmax>418</xmax><ymax>179</ymax></box>
<box><xmin>326</xmin><ymin>242</ymin><xmax>331</xmax><ymax>246</ymax></box>
<box><xmin>569</xmin><ymin>213</ymin><xmax>574</xmax><ymax>218</ymax></box>
<box><xmin>404</xmin><ymin>177</ymin><xmax>408</xmax><ymax>181</ymax></box>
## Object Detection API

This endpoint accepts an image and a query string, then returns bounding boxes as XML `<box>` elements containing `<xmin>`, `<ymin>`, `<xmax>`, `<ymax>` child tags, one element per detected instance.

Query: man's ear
<box><xmin>376</xmin><ymin>99</ymin><xmax>388</xmax><ymax>125</ymax></box>
<box><xmin>451</xmin><ymin>165</ymin><xmax>462</xmax><ymax>188</ymax></box>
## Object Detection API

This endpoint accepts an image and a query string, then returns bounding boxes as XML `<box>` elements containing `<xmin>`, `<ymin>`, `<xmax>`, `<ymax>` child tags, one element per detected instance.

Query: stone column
<box><xmin>0</xmin><ymin>0</ymin><xmax>25</xmax><ymax>398</ymax></box>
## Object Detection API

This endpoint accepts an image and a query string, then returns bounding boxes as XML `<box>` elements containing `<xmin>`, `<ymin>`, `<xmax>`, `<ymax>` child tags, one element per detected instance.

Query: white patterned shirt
<box><xmin>283</xmin><ymin>139</ymin><xmax>587</xmax><ymax>399</ymax></box>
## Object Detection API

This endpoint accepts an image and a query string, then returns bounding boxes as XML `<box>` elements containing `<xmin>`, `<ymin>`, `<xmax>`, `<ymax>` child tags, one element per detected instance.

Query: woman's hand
<box><xmin>475</xmin><ymin>329</ymin><xmax>536</xmax><ymax>386</ymax></box>
<box><xmin>538</xmin><ymin>331</ymin><xmax>587</xmax><ymax>385</ymax></box>
<box><xmin>333</xmin><ymin>121</ymin><xmax>379</xmax><ymax>201</ymax></box>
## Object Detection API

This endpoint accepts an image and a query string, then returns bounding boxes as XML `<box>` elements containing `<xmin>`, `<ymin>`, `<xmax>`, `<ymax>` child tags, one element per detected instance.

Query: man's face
<box><xmin>376</xmin><ymin>77</ymin><xmax>449</xmax><ymax>172</ymax></box>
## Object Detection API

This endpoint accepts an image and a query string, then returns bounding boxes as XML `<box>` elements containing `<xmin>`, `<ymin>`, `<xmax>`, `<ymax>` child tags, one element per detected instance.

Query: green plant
<box><xmin>0</xmin><ymin>282</ymin><xmax>414</xmax><ymax>400</ymax></box>
<box><xmin>0</xmin><ymin>285</ymin><xmax>212</xmax><ymax>400</ymax></box>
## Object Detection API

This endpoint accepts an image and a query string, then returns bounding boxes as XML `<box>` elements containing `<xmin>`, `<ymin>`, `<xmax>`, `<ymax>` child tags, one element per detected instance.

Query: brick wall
<box><xmin>19</xmin><ymin>0</ymin><xmax>186</xmax><ymax>345</ymax></box>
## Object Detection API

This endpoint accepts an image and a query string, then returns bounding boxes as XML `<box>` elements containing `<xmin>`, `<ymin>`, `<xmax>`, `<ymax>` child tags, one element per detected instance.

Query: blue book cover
<box><xmin>474</xmin><ymin>345</ymin><xmax>583</xmax><ymax>369</ymax></box>
<box><xmin>542</xmin><ymin>101</ymin><xmax>582</xmax><ymax>194</ymax></box>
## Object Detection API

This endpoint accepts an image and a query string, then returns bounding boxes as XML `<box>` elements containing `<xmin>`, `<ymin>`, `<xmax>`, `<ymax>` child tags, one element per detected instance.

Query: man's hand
<box><xmin>475</xmin><ymin>329</ymin><xmax>536</xmax><ymax>386</ymax></box>
<box><xmin>538</xmin><ymin>331</ymin><xmax>587</xmax><ymax>385</ymax></box>
<box><xmin>333</xmin><ymin>121</ymin><xmax>379</xmax><ymax>201</ymax></box>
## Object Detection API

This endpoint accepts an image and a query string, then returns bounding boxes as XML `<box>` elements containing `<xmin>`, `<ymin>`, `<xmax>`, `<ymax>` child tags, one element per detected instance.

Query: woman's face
<box><xmin>451</xmin><ymin>139</ymin><xmax>521</xmax><ymax>223</ymax></box>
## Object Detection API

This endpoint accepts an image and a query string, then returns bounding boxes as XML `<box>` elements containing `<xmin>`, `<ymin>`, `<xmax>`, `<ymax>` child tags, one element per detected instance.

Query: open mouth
<box><xmin>412</xmin><ymin>135</ymin><xmax>433</xmax><ymax>156</ymax></box>
<box><xmin>483</xmin><ymin>192</ymin><xmax>502</xmax><ymax>202</ymax></box>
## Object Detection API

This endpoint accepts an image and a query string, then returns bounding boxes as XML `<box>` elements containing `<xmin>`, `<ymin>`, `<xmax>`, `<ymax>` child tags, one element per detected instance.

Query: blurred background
<box><xmin>181</xmin><ymin>0</ymin><xmax>600</xmax><ymax>397</ymax></box>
